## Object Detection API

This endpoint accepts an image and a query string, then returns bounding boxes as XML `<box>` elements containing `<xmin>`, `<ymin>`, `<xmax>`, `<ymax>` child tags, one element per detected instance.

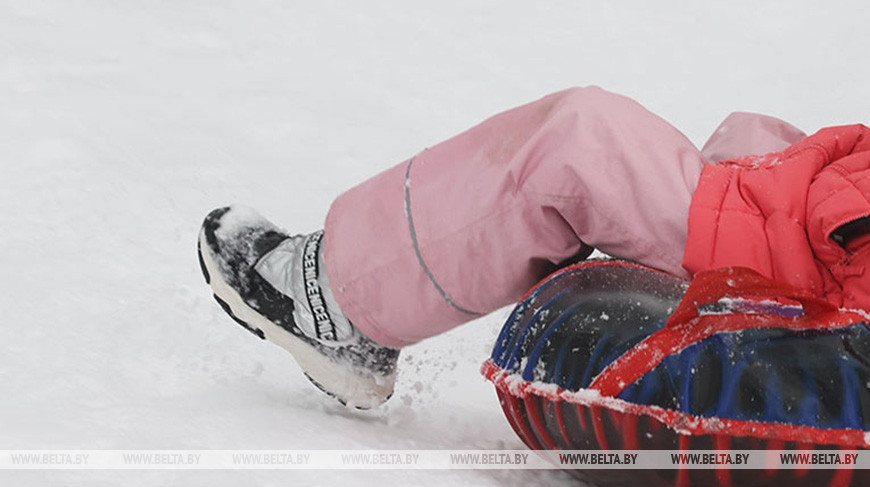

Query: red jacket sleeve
<box><xmin>807</xmin><ymin>126</ymin><xmax>870</xmax><ymax>309</ymax></box>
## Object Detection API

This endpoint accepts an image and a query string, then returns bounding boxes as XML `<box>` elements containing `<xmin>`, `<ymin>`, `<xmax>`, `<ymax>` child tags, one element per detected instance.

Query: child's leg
<box><xmin>700</xmin><ymin>112</ymin><xmax>806</xmax><ymax>163</ymax></box>
<box><xmin>324</xmin><ymin>86</ymin><xmax>707</xmax><ymax>347</ymax></box>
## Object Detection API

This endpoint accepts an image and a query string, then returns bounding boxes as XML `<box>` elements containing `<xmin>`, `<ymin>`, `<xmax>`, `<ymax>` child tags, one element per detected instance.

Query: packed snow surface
<box><xmin>2</xmin><ymin>1</ymin><xmax>869</xmax><ymax>486</ymax></box>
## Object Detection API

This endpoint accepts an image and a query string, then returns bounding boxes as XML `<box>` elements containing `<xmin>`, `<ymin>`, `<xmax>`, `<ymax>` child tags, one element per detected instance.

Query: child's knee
<box><xmin>549</xmin><ymin>85</ymin><xmax>629</xmax><ymax>118</ymax></box>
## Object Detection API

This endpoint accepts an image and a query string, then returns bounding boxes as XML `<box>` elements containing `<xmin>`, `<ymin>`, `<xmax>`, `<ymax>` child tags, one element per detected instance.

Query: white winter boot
<box><xmin>198</xmin><ymin>206</ymin><xmax>399</xmax><ymax>409</ymax></box>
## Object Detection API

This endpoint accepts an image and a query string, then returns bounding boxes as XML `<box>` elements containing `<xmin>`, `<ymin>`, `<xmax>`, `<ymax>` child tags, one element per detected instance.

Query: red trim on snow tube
<box><xmin>483</xmin><ymin>359</ymin><xmax>870</xmax><ymax>448</ymax></box>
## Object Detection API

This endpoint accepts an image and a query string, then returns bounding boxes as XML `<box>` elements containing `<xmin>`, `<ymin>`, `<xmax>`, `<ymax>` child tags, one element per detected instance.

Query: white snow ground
<box><xmin>1</xmin><ymin>1</ymin><xmax>869</xmax><ymax>486</ymax></box>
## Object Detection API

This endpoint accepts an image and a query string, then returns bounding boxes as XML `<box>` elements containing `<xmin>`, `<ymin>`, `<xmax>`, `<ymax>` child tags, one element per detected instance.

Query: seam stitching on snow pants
<box><xmin>404</xmin><ymin>156</ymin><xmax>484</xmax><ymax>317</ymax></box>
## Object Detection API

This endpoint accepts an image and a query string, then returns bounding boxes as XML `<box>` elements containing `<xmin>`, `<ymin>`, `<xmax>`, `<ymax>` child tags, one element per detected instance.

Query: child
<box><xmin>197</xmin><ymin>86</ymin><xmax>870</xmax><ymax>409</ymax></box>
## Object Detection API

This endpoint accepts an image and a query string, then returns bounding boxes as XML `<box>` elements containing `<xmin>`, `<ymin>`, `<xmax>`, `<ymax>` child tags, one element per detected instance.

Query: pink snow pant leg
<box><xmin>701</xmin><ymin>111</ymin><xmax>806</xmax><ymax>163</ymax></box>
<box><xmin>323</xmin><ymin>87</ymin><xmax>707</xmax><ymax>348</ymax></box>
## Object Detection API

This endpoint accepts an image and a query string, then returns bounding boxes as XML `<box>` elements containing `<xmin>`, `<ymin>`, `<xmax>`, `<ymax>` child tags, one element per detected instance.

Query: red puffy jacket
<box><xmin>683</xmin><ymin>124</ymin><xmax>870</xmax><ymax>311</ymax></box>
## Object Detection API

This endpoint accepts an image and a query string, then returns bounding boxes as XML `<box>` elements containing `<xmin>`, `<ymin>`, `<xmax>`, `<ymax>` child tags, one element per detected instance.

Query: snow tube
<box><xmin>482</xmin><ymin>260</ymin><xmax>870</xmax><ymax>487</ymax></box>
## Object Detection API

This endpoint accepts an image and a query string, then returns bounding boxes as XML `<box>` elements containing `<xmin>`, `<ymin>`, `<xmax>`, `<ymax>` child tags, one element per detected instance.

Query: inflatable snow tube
<box><xmin>482</xmin><ymin>260</ymin><xmax>870</xmax><ymax>487</ymax></box>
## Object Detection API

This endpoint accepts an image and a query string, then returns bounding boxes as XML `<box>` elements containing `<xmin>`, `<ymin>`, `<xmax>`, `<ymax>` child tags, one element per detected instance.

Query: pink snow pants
<box><xmin>323</xmin><ymin>87</ymin><xmax>806</xmax><ymax>348</ymax></box>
